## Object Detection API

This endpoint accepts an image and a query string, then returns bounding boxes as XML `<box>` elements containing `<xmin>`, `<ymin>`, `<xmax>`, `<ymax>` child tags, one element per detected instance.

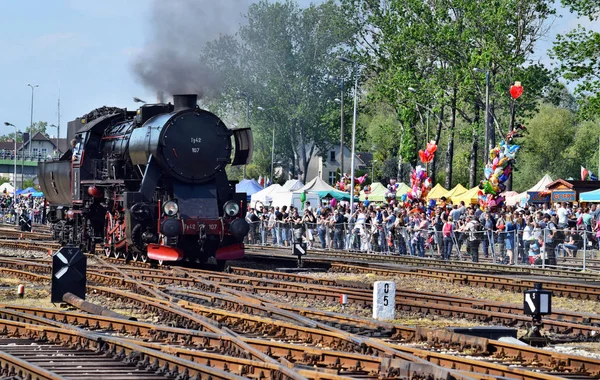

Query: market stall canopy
<box><xmin>444</xmin><ymin>184</ymin><xmax>467</xmax><ymax>202</ymax></box>
<box><xmin>250</xmin><ymin>184</ymin><xmax>283</xmax><ymax>206</ymax></box>
<box><xmin>580</xmin><ymin>188</ymin><xmax>600</xmax><ymax>202</ymax></box>
<box><xmin>452</xmin><ymin>186</ymin><xmax>480</xmax><ymax>205</ymax></box>
<box><xmin>31</xmin><ymin>191</ymin><xmax>44</xmax><ymax>197</ymax></box>
<box><xmin>296</xmin><ymin>177</ymin><xmax>356</xmax><ymax>201</ymax></box>
<box><xmin>296</xmin><ymin>177</ymin><xmax>336</xmax><ymax>193</ymax></box>
<box><xmin>359</xmin><ymin>182</ymin><xmax>385</xmax><ymax>201</ymax></box>
<box><xmin>425</xmin><ymin>183</ymin><xmax>449</xmax><ymax>201</ymax></box>
<box><xmin>527</xmin><ymin>174</ymin><xmax>553</xmax><ymax>192</ymax></box>
<box><xmin>0</xmin><ymin>183</ymin><xmax>14</xmax><ymax>194</ymax></box>
<box><xmin>505</xmin><ymin>192</ymin><xmax>527</xmax><ymax>206</ymax></box>
<box><xmin>500</xmin><ymin>191</ymin><xmax>518</xmax><ymax>198</ymax></box>
<box><xmin>525</xmin><ymin>173</ymin><xmax>553</xmax><ymax>204</ymax></box>
<box><xmin>235</xmin><ymin>179</ymin><xmax>263</xmax><ymax>200</ymax></box>
<box><xmin>282</xmin><ymin>179</ymin><xmax>304</xmax><ymax>191</ymax></box>
<box><xmin>359</xmin><ymin>182</ymin><xmax>410</xmax><ymax>202</ymax></box>
<box><xmin>395</xmin><ymin>182</ymin><xmax>410</xmax><ymax>197</ymax></box>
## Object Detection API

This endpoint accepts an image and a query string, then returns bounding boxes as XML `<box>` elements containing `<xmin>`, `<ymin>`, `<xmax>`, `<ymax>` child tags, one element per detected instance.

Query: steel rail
<box><xmin>0</xmin><ymin>318</ymin><xmax>247</xmax><ymax>380</ymax></box>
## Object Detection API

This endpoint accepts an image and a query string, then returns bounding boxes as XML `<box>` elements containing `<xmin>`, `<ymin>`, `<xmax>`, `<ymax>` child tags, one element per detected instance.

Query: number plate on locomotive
<box><xmin>182</xmin><ymin>219</ymin><xmax>222</xmax><ymax>235</ymax></box>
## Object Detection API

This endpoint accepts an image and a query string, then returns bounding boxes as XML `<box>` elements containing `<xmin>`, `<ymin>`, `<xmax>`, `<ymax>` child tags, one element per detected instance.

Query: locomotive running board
<box><xmin>147</xmin><ymin>244</ymin><xmax>184</xmax><ymax>261</ymax></box>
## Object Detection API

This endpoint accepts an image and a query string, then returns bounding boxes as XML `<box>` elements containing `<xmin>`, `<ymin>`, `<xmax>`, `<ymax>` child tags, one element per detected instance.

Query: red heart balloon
<box><xmin>510</xmin><ymin>84</ymin><xmax>523</xmax><ymax>99</ymax></box>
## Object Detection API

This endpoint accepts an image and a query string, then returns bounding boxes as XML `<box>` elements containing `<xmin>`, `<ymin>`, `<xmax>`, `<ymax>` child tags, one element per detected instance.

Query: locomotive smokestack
<box><xmin>173</xmin><ymin>94</ymin><xmax>198</xmax><ymax>112</ymax></box>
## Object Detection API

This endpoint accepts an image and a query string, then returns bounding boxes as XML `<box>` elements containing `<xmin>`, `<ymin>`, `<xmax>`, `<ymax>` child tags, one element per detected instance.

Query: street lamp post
<box><xmin>4</xmin><ymin>122</ymin><xmax>20</xmax><ymax>209</ymax></box>
<box><xmin>473</xmin><ymin>68</ymin><xmax>491</xmax><ymax>162</ymax></box>
<box><xmin>27</xmin><ymin>84</ymin><xmax>38</xmax><ymax>159</ymax></box>
<box><xmin>329</xmin><ymin>76</ymin><xmax>345</xmax><ymax>176</ymax></box>
<box><xmin>337</xmin><ymin>56</ymin><xmax>360</xmax><ymax>212</ymax></box>
<box><xmin>237</xmin><ymin>91</ymin><xmax>250</xmax><ymax>178</ymax></box>
<box><xmin>49</xmin><ymin>124</ymin><xmax>59</xmax><ymax>157</ymax></box>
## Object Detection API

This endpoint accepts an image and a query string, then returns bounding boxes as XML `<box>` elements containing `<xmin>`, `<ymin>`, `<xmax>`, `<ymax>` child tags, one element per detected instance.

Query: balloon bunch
<box><xmin>407</xmin><ymin>165</ymin><xmax>432</xmax><ymax>201</ymax></box>
<box><xmin>478</xmin><ymin>139</ymin><xmax>521</xmax><ymax>210</ymax></box>
<box><xmin>335</xmin><ymin>173</ymin><xmax>368</xmax><ymax>197</ymax></box>
<box><xmin>404</xmin><ymin>140</ymin><xmax>436</xmax><ymax>201</ymax></box>
<box><xmin>418</xmin><ymin>141</ymin><xmax>438</xmax><ymax>163</ymax></box>
<box><xmin>385</xmin><ymin>178</ymin><xmax>400</xmax><ymax>200</ymax></box>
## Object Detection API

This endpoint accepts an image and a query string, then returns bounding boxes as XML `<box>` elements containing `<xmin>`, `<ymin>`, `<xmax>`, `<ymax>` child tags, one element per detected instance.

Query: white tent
<box><xmin>295</xmin><ymin>177</ymin><xmax>336</xmax><ymax>193</ymax></box>
<box><xmin>506</xmin><ymin>174</ymin><xmax>553</xmax><ymax>206</ymax></box>
<box><xmin>250</xmin><ymin>184</ymin><xmax>283</xmax><ymax>207</ymax></box>
<box><xmin>527</xmin><ymin>174</ymin><xmax>553</xmax><ymax>192</ymax></box>
<box><xmin>282</xmin><ymin>179</ymin><xmax>304</xmax><ymax>191</ymax></box>
<box><xmin>0</xmin><ymin>183</ymin><xmax>14</xmax><ymax>194</ymax></box>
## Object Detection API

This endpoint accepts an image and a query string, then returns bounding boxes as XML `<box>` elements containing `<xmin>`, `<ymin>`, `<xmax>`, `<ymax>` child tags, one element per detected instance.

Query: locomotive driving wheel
<box><xmin>104</xmin><ymin>213</ymin><xmax>114</xmax><ymax>258</ymax></box>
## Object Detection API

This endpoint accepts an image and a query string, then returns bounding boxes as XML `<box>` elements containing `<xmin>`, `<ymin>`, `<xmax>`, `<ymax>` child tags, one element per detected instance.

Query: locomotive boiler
<box><xmin>38</xmin><ymin>94</ymin><xmax>252</xmax><ymax>266</ymax></box>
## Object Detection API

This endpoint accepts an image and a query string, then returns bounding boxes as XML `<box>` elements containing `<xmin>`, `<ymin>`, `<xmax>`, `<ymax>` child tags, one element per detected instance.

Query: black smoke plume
<box><xmin>133</xmin><ymin>0</ymin><xmax>252</xmax><ymax>98</ymax></box>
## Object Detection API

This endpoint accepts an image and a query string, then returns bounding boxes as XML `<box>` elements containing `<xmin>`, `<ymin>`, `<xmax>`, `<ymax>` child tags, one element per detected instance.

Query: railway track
<box><xmin>3</xmin><ymin>285</ymin><xmax>600</xmax><ymax>379</ymax></box>
<box><xmin>245</xmin><ymin>245</ymin><xmax>600</xmax><ymax>279</ymax></box>
<box><xmin>2</xmin><ymin>244</ymin><xmax>600</xmax><ymax>377</ymax></box>
<box><xmin>2</xmin><ymin>256</ymin><xmax>599</xmax><ymax>339</ymax></box>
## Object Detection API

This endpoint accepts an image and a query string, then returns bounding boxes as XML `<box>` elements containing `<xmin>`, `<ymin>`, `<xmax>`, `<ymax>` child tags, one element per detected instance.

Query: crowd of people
<box><xmin>245</xmin><ymin>198</ymin><xmax>600</xmax><ymax>267</ymax></box>
<box><xmin>0</xmin><ymin>194</ymin><xmax>45</xmax><ymax>227</ymax></box>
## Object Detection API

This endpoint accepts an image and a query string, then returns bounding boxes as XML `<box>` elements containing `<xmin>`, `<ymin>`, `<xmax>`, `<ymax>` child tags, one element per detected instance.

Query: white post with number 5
<box><xmin>373</xmin><ymin>281</ymin><xmax>395</xmax><ymax>320</ymax></box>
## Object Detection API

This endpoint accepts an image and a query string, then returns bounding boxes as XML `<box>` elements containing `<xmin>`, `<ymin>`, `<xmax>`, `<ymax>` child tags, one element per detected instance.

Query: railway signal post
<box><xmin>51</xmin><ymin>246</ymin><xmax>87</xmax><ymax>303</ymax></box>
<box><xmin>522</xmin><ymin>282</ymin><xmax>552</xmax><ymax>345</ymax></box>
<box><xmin>293</xmin><ymin>242</ymin><xmax>307</xmax><ymax>268</ymax></box>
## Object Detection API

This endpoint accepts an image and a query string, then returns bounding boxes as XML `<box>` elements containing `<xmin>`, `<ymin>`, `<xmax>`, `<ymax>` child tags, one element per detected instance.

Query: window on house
<box><xmin>32</xmin><ymin>148</ymin><xmax>38</xmax><ymax>158</ymax></box>
<box><xmin>41</xmin><ymin>148</ymin><xmax>47</xmax><ymax>158</ymax></box>
<box><xmin>328</xmin><ymin>171</ymin><xmax>336</xmax><ymax>185</ymax></box>
<box><xmin>330</xmin><ymin>150</ymin><xmax>336</xmax><ymax>161</ymax></box>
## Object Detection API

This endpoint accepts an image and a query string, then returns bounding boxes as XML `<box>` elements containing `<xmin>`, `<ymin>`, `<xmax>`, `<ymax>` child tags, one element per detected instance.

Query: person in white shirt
<box><xmin>556</xmin><ymin>202</ymin><xmax>568</xmax><ymax>229</ymax></box>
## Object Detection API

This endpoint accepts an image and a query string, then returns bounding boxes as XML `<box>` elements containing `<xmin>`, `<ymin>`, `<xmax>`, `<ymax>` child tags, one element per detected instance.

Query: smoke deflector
<box><xmin>232</xmin><ymin>128</ymin><xmax>253</xmax><ymax>166</ymax></box>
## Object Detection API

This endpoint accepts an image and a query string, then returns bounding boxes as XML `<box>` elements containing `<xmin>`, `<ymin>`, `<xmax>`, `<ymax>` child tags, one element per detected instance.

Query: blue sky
<box><xmin>0</xmin><ymin>0</ymin><xmax>596</xmax><ymax>138</ymax></box>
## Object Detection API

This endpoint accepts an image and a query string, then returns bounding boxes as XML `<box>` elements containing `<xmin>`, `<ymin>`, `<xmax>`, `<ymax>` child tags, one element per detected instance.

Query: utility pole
<box><xmin>27</xmin><ymin>84</ymin><xmax>38</xmax><ymax>158</ymax></box>
<box><xmin>339</xmin><ymin>79</ymin><xmax>345</xmax><ymax>176</ymax></box>
<box><xmin>57</xmin><ymin>89</ymin><xmax>61</xmax><ymax>155</ymax></box>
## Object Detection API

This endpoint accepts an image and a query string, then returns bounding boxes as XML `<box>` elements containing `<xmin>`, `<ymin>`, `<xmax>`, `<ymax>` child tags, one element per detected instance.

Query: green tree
<box><xmin>0</xmin><ymin>121</ymin><xmax>48</xmax><ymax>142</ymax></box>
<box><xmin>202</xmin><ymin>0</ymin><xmax>357</xmax><ymax>183</ymax></box>
<box><xmin>341</xmin><ymin>0</ymin><xmax>554</xmax><ymax>190</ymax></box>
<box><xmin>514</xmin><ymin>104</ymin><xmax>577</xmax><ymax>191</ymax></box>
<box><xmin>551</xmin><ymin>0</ymin><xmax>600</xmax><ymax>119</ymax></box>
<box><xmin>28</xmin><ymin>121</ymin><xmax>48</xmax><ymax>137</ymax></box>
<box><xmin>565</xmin><ymin>118</ymin><xmax>600</xmax><ymax>174</ymax></box>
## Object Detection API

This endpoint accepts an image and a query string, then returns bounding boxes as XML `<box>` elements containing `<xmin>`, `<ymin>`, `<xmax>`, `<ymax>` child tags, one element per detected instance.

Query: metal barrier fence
<box><xmin>245</xmin><ymin>220</ymin><xmax>600</xmax><ymax>272</ymax></box>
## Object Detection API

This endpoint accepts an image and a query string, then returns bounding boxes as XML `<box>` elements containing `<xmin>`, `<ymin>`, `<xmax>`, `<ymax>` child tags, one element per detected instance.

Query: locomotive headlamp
<box><xmin>223</xmin><ymin>201</ymin><xmax>240</xmax><ymax>217</ymax></box>
<box><xmin>163</xmin><ymin>201</ymin><xmax>179</xmax><ymax>216</ymax></box>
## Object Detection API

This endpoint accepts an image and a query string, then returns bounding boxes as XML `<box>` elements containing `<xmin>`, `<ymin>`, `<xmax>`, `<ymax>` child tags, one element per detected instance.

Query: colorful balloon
<box><xmin>510</xmin><ymin>81</ymin><xmax>523</xmax><ymax>99</ymax></box>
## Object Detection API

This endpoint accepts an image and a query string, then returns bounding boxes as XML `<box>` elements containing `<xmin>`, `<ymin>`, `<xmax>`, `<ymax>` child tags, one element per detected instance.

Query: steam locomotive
<box><xmin>37</xmin><ymin>94</ymin><xmax>252</xmax><ymax>266</ymax></box>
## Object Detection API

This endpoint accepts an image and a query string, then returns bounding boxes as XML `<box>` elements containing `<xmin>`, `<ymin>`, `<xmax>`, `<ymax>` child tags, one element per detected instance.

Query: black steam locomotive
<box><xmin>38</xmin><ymin>94</ymin><xmax>252</xmax><ymax>266</ymax></box>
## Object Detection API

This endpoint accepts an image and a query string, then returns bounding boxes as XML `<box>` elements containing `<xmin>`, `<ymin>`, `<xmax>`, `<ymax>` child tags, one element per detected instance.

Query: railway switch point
<box><xmin>373</xmin><ymin>281</ymin><xmax>396</xmax><ymax>321</ymax></box>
